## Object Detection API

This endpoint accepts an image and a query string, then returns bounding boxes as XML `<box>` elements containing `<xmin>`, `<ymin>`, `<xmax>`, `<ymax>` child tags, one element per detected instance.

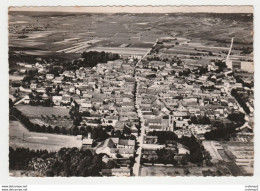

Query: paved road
<box><xmin>132</xmin><ymin>39</ymin><xmax>158</xmax><ymax>176</ymax></box>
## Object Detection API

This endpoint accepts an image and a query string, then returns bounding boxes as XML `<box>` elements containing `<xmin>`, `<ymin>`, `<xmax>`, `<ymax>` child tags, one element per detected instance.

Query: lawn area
<box><xmin>15</xmin><ymin>105</ymin><xmax>70</xmax><ymax>117</ymax></box>
<box><xmin>9</xmin><ymin>120</ymin><xmax>82</xmax><ymax>151</ymax></box>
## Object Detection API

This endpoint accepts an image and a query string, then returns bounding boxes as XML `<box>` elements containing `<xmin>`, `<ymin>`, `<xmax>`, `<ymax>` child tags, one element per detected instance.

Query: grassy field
<box><xmin>15</xmin><ymin>105</ymin><xmax>70</xmax><ymax>117</ymax></box>
<box><xmin>9</xmin><ymin>120</ymin><xmax>81</xmax><ymax>151</ymax></box>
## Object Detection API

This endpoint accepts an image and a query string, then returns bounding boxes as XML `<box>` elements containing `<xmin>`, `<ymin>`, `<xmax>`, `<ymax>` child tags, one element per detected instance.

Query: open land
<box><xmin>9</xmin><ymin>120</ymin><xmax>81</xmax><ymax>151</ymax></box>
<box><xmin>9</xmin><ymin>12</ymin><xmax>253</xmax><ymax>59</ymax></box>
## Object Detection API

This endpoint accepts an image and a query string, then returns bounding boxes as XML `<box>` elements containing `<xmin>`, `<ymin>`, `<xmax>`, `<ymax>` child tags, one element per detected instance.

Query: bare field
<box><xmin>9</xmin><ymin>120</ymin><xmax>81</xmax><ymax>151</ymax></box>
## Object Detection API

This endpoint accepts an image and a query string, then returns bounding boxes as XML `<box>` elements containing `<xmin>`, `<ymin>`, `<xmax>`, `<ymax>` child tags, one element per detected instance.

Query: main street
<box><xmin>132</xmin><ymin>39</ymin><xmax>158</xmax><ymax>176</ymax></box>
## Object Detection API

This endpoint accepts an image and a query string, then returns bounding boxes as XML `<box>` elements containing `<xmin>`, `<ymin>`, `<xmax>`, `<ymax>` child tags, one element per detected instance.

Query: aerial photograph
<box><xmin>8</xmin><ymin>6</ymin><xmax>254</xmax><ymax>177</ymax></box>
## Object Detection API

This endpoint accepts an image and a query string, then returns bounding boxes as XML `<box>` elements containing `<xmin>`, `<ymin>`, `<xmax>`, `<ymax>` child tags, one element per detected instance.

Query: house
<box><xmin>52</xmin><ymin>96</ymin><xmax>62</xmax><ymax>106</ymax></box>
<box><xmin>53</xmin><ymin>76</ymin><xmax>63</xmax><ymax>84</ymax></box>
<box><xmin>61</xmin><ymin>95</ymin><xmax>71</xmax><ymax>105</ymax></box>
<box><xmin>110</xmin><ymin>148</ymin><xmax>135</xmax><ymax>158</ymax></box>
<box><xmin>36</xmin><ymin>87</ymin><xmax>45</xmax><ymax>93</ymax></box>
<box><xmin>117</xmin><ymin>139</ymin><xmax>135</xmax><ymax>149</ymax></box>
<box><xmin>143</xmin><ymin>136</ymin><xmax>158</xmax><ymax>144</ymax></box>
<box><xmin>114</xmin><ymin>121</ymin><xmax>125</xmax><ymax>132</ymax></box>
<box><xmin>121</xmin><ymin>102</ymin><xmax>135</xmax><ymax>111</ymax></box>
<box><xmin>102</xmin><ymin>116</ymin><xmax>118</xmax><ymax>126</ymax></box>
<box><xmin>96</xmin><ymin>138</ymin><xmax>117</xmax><ymax>154</ymax></box>
<box><xmin>23</xmin><ymin>95</ymin><xmax>31</xmax><ymax>104</ymax></box>
<box><xmin>111</xmin><ymin>168</ymin><xmax>130</xmax><ymax>177</ymax></box>
<box><xmin>101</xmin><ymin>169</ymin><xmax>112</xmax><ymax>176</ymax></box>
<box><xmin>101</xmin><ymin>168</ymin><xmax>131</xmax><ymax>177</ymax></box>
<box><xmin>96</xmin><ymin>138</ymin><xmax>135</xmax><ymax>159</ymax></box>
<box><xmin>30</xmin><ymin>83</ymin><xmax>37</xmax><ymax>90</ymax></box>
<box><xmin>79</xmin><ymin>102</ymin><xmax>92</xmax><ymax>112</ymax></box>
<box><xmin>177</xmin><ymin>143</ymin><xmax>190</xmax><ymax>155</ymax></box>
<box><xmin>82</xmin><ymin>138</ymin><xmax>94</xmax><ymax>148</ymax></box>
<box><xmin>46</xmin><ymin>73</ymin><xmax>54</xmax><ymax>80</ymax></box>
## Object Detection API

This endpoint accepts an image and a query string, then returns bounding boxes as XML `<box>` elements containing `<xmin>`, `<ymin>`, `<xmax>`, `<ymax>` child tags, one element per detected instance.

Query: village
<box><xmin>9</xmin><ymin>34</ymin><xmax>254</xmax><ymax>177</ymax></box>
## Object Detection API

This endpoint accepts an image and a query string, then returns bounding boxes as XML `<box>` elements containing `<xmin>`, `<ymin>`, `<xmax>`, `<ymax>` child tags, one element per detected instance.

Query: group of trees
<box><xmin>240</xmin><ymin>47</ymin><xmax>253</xmax><ymax>55</ymax></box>
<box><xmin>204</xmin><ymin>111</ymin><xmax>246</xmax><ymax>141</ymax></box>
<box><xmin>234</xmin><ymin>74</ymin><xmax>253</xmax><ymax>89</ymax></box>
<box><xmin>178</xmin><ymin>136</ymin><xmax>205</xmax><ymax>164</ymax></box>
<box><xmin>28</xmin><ymin>92</ymin><xmax>53</xmax><ymax>107</ymax></box>
<box><xmin>213</xmin><ymin>60</ymin><xmax>227</xmax><ymax>72</ymax></box>
<box><xmin>147</xmin><ymin>131</ymin><xmax>206</xmax><ymax>164</ymax></box>
<box><xmin>195</xmin><ymin>67</ymin><xmax>208</xmax><ymax>75</ymax></box>
<box><xmin>190</xmin><ymin>116</ymin><xmax>211</xmax><ymax>125</ymax></box>
<box><xmin>227</xmin><ymin>112</ymin><xmax>245</xmax><ymax>125</ymax></box>
<box><xmin>204</xmin><ymin>122</ymin><xmax>237</xmax><ymax>141</ymax></box>
<box><xmin>9</xmin><ymin>147</ymin><xmax>107</xmax><ymax>177</ymax></box>
<box><xmin>63</xmin><ymin>51</ymin><xmax>120</xmax><ymax>70</ymax></box>
<box><xmin>147</xmin><ymin>131</ymin><xmax>178</xmax><ymax>144</ymax></box>
<box><xmin>9</xmin><ymin>147</ymin><xmax>52</xmax><ymax>170</ymax></box>
<box><xmin>156</xmin><ymin>148</ymin><xmax>179</xmax><ymax>165</ymax></box>
<box><xmin>111</xmin><ymin>126</ymin><xmax>136</xmax><ymax>140</ymax></box>
<box><xmin>231</xmin><ymin>89</ymin><xmax>250</xmax><ymax>114</ymax></box>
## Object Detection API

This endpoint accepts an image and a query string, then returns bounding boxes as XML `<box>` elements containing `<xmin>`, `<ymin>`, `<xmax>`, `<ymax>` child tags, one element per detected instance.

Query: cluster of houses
<box><xmin>135</xmin><ymin>53</ymin><xmax>242</xmax><ymax>139</ymax></box>
<box><xmin>12</xmin><ymin>58</ymin><xmax>141</xmax><ymax>133</ymax></box>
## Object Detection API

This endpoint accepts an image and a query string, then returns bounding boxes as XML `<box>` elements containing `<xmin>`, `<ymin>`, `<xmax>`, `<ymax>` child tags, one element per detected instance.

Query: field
<box><xmin>15</xmin><ymin>105</ymin><xmax>70</xmax><ymax>117</ymax></box>
<box><xmin>9</xmin><ymin>12</ymin><xmax>253</xmax><ymax>58</ymax></box>
<box><xmin>88</xmin><ymin>46</ymin><xmax>150</xmax><ymax>56</ymax></box>
<box><xmin>9</xmin><ymin>120</ymin><xmax>81</xmax><ymax>151</ymax></box>
<box><xmin>15</xmin><ymin>105</ymin><xmax>73</xmax><ymax>129</ymax></box>
<box><xmin>140</xmin><ymin>165</ymin><xmax>218</xmax><ymax>177</ymax></box>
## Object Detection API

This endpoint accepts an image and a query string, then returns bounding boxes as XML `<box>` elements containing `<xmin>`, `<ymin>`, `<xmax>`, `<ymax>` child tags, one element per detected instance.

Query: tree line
<box><xmin>63</xmin><ymin>51</ymin><xmax>120</xmax><ymax>70</ymax></box>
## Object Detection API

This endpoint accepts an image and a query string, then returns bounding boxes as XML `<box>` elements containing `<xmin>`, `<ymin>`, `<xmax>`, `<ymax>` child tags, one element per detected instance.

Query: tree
<box><xmin>47</xmin><ymin>126</ymin><xmax>53</xmax><ymax>133</ymax></box>
<box><xmin>227</xmin><ymin>112</ymin><xmax>245</xmax><ymax>124</ymax></box>
<box><xmin>73</xmin><ymin>116</ymin><xmax>82</xmax><ymax>126</ymax></box>
<box><xmin>123</xmin><ymin>126</ymin><xmax>131</xmax><ymax>136</ymax></box>
<box><xmin>72</xmin><ymin>126</ymin><xmax>80</xmax><ymax>135</ymax></box>
<box><xmin>184</xmin><ymin>169</ymin><xmax>190</xmax><ymax>175</ymax></box>
<box><xmin>80</xmin><ymin>126</ymin><xmax>86</xmax><ymax>135</ymax></box>
<box><xmin>53</xmin><ymin>126</ymin><xmax>60</xmax><ymax>134</ymax></box>
<box><xmin>116</xmin><ymin>153</ymin><xmax>123</xmax><ymax>158</ymax></box>
<box><xmin>106</xmin><ymin>160</ymin><xmax>116</xmax><ymax>169</ymax></box>
<box><xmin>114</xmin><ymin>130</ymin><xmax>122</xmax><ymax>138</ymax></box>
<box><xmin>61</xmin><ymin>127</ymin><xmax>67</xmax><ymax>134</ymax></box>
<box><xmin>190</xmin><ymin>149</ymin><xmax>203</xmax><ymax>164</ymax></box>
<box><xmin>41</xmin><ymin>125</ymin><xmax>47</xmax><ymax>133</ymax></box>
<box><xmin>9</xmin><ymin>99</ymin><xmax>13</xmax><ymax>108</ymax></box>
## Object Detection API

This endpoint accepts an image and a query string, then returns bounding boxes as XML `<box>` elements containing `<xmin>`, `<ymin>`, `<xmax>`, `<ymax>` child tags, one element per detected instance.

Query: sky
<box><xmin>9</xmin><ymin>6</ymin><xmax>253</xmax><ymax>13</ymax></box>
